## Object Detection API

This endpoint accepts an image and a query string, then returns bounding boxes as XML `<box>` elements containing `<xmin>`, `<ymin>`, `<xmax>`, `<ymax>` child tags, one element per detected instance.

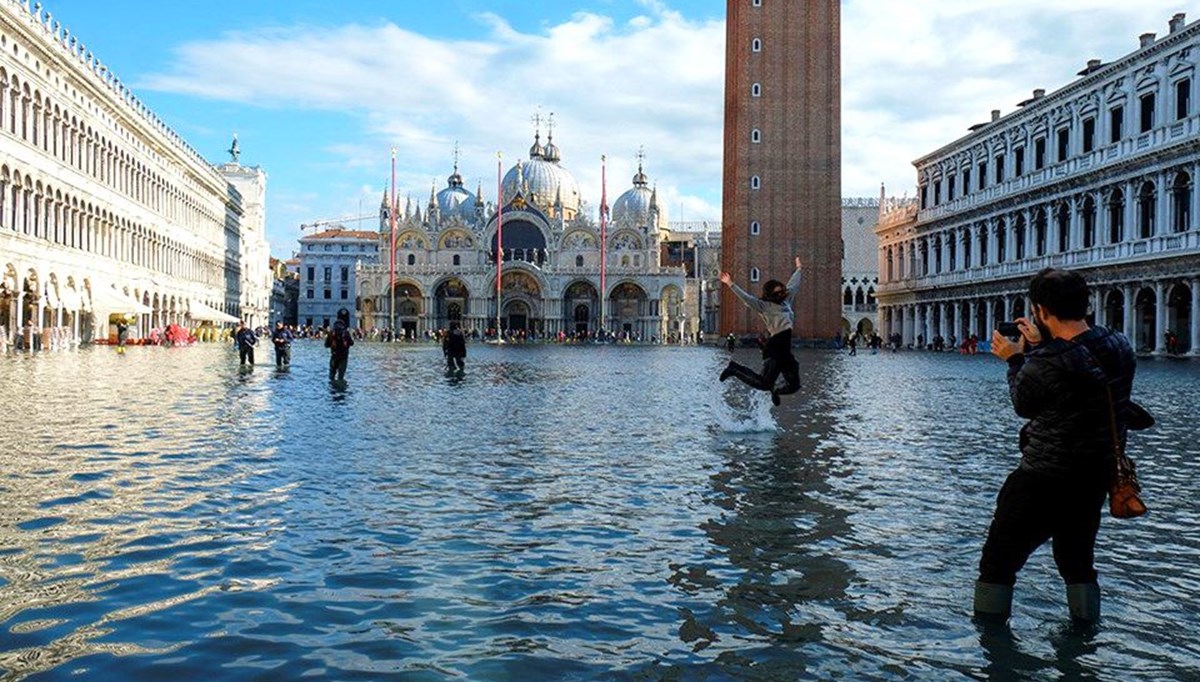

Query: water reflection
<box><xmin>0</xmin><ymin>345</ymin><xmax>1197</xmax><ymax>680</ymax></box>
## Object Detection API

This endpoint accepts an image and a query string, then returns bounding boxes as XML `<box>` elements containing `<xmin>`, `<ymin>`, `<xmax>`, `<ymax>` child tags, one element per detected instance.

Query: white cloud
<box><xmin>138</xmin><ymin>0</ymin><xmax>1196</xmax><ymax>254</ymax></box>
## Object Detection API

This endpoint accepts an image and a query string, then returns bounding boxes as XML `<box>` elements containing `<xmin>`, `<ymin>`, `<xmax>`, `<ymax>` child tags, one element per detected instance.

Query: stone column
<box><xmin>924</xmin><ymin>305</ymin><xmax>934</xmax><ymax>346</ymax></box>
<box><xmin>1192</xmin><ymin>162</ymin><xmax>1200</xmax><ymax>234</ymax></box>
<box><xmin>1069</xmin><ymin>198</ymin><xmax>1082</xmax><ymax>251</ymax></box>
<box><xmin>1003</xmin><ymin>296</ymin><xmax>1013</xmax><ymax>321</ymax></box>
<box><xmin>1157</xmin><ymin>170</ymin><xmax>1171</xmax><ymax>237</ymax></box>
<box><xmin>968</xmin><ymin>300</ymin><xmax>979</xmax><ymax>336</ymax></box>
<box><xmin>1154</xmin><ymin>281</ymin><xmax>1167</xmax><ymax>353</ymax></box>
<box><xmin>1123</xmin><ymin>285</ymin><xmax>1136</xmax><ymax>346</ymax></box>
<box><xmin>1190</xmin><ymin>279</ymin><xmax>1200</xmax><ymax>355</ymax></box>
<box><xmin>938</xmin><ymin>302</ymin><xmax>948</xmax><ymax>340</ymax></box>
<box><xmin>984</xmin><ymin>299</ymin><xmax>995</xmax><ymax>336</ymax></box>
<box><xmin>951</xmin><ymin>302</ymin><xmax>961</xmax><ymax>341</ymax></box>
<box><xmin>1124</xmin><ymin>181</ymin><xmax>1137</xmax><ymax>242</ymax></box>
<box><xmin>1093</xmin><ymin>288</ymin><xmax>1105</xmax><ymax>327</ymax></box>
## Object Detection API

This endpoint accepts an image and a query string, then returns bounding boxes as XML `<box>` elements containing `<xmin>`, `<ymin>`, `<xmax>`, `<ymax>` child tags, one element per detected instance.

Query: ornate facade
<box><xmin>356</xmin><ymin>134</ymin><xmax>692</xmax><ymax>340</ymax></box>
<box><xmin>877</xmin><ymin>12</ymin><xmax>1200</xmax><ymax>354</ymax></box>
<box><xmin>0</xmin><ymin>1</ymin><xmax>268</xmax><ymax>349</ymax></box>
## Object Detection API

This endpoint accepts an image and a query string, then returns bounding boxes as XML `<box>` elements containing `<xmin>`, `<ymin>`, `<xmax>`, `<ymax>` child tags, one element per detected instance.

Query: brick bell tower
<box><xmin>720</xmin><ymin>0</ymin><xmax>841</xmax><ymax>341</ymax></box>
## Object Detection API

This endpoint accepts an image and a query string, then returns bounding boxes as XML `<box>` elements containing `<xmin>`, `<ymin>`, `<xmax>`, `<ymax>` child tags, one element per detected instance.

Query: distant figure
<box><xmin>725</xmin><ymin>333</ymin><xmax>736</xmax><ymax>352</ymax></box>
<box><xmin>718</xmin><ymin>256</ymin><xmax>804</xmax><ymax>406</ymax></box>
<box><xmin>443</xmin><ymin>321</ymin><xmax>467</xmax><ymax>373</ymax></box>
<box><xmin>271</xmin><ymin>321</ymin><xmax>293</xmax><ymax>368</ymax></box>
<box><xmin>235</xmin><ymin>321</ymin><xmax>257</xmax><ymax>367</ymax></box>
<box><xmin>115</xmin><ymin>318</ymin><xmax>130</xmax><ymax>355</ymax></box>
<box><xmin>325</xmin><ymin>308</ymin><xmax>354</xmax><ymax>382</ymax></box>
<box><xmin>848</xmin><ymin>333</ymin><xmax>858</xmax><ymax>356</ymax></box>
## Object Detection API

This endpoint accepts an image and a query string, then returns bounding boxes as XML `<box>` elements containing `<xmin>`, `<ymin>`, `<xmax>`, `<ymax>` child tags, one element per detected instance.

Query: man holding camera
<box><xmin>977</xmin><ymin>268</ymin><xmax>1139</xmax><ymax>624</ymax></box>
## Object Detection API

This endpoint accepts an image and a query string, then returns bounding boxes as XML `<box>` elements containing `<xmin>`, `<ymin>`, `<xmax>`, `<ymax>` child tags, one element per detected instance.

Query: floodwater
<box><xmin>0</xmin><ymin>342</ymin><xmax>1197</xmax><ymax>681</ymax></box>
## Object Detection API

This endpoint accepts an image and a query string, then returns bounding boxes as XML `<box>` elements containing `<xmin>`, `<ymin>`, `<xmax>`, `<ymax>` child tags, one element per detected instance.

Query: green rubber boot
<box><xmin>1066</xmin><ymin>583</ymin><xmax>1101</xmax><ymax>623</ymax></box>
<box><xmin>973</xmin><ymin>581</ymin><xmax>1013</xmax><ymax>622</ymax></box>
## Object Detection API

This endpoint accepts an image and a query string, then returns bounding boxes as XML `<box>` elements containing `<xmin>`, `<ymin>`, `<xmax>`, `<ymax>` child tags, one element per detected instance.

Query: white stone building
<box><xmin>841</xmin><ymin>196</ymin><xmax>883</xmax><ymax>336</ymax></box>
<box><xmin>877</xmin><ymin>12</ymin><xmax>1200</xmax><ymax>354</ymax></box>
<box><xmin>297</xmin><ymin>229</ymin><xmax>380</xmax><ymax>329</ymax></box>
<box><xmin>0</xmin><ymin>1</ymin><xmax>266</xmax><ymax>348</ymax></box>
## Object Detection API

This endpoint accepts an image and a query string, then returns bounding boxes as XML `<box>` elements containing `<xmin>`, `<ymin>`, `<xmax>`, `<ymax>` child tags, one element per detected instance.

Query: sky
<box><xmin>34</xmin><ymin>0</ymin><xmax>1198</xmax><ymax>257</ymax></box>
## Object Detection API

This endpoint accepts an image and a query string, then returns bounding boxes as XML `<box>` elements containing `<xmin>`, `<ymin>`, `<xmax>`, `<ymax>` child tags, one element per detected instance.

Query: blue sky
<box><xmin>40</xmin><ymin>0</ymin><xmax>1195</xmax><ymax>258</ymax></box>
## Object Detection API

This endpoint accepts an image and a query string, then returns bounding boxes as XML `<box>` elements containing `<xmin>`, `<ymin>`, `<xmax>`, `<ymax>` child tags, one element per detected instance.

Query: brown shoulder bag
<box><xmin>1105</xmin><ymin>386</ymin><xmax>1147</xmax><ymax>519</ymax></box>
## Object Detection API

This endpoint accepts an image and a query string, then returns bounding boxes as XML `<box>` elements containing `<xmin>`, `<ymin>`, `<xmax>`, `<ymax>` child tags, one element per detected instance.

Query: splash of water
<box><xmin>714</xmin><ymin>388</ymin><xmax>779</xmax><ymax>433</ymax></box>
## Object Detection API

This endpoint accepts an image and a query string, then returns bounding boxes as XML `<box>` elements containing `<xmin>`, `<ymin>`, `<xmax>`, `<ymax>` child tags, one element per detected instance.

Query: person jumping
<box><xmin>718</xmin><ymin>256</ymin><xmax>803</xmax><ymax>406</ymax></box>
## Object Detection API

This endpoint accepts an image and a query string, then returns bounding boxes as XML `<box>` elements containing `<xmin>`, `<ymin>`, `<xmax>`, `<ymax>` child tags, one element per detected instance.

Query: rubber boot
<box><xmin>1066</xmin><ymin>583</ymin><xmax>1101</xmax><ymax>623</ymax></box>
<box><xmin>973</xmin><ymin>581</ymin><xmax>1013</xmax><ymax>622</ymax></box>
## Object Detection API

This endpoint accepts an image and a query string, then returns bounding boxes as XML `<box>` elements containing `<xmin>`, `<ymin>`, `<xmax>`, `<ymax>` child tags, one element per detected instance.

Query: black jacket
<box><xmin>235</xmin><ymin>328</ymin><xmax>257</xmax><ymax>349</ymax></box>
<box><xmin>1006</xmin><ymin>326</ymin><xmax>1138</xmax><ymax>480</ymax></box>
<box><xmin>442</xmin><ymin>329</ymin><xmax>467</xmax><ymax>358</ymax></box>
<box><xmin>324</xmin><ymin>321</ymin><xmax>354</xmax><ymax>354</ymax></box>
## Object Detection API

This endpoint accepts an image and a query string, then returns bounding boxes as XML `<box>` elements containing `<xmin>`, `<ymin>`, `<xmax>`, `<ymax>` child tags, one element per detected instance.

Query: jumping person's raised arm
<box><xmin>719</xmin><ymin>271</ymin><xmax>767</xmax><ymax>312</ymax></box>
<box><xmin>785</xmin><ymin>257</ymin><xmax>803</xmax><ymax>297</ymax></box>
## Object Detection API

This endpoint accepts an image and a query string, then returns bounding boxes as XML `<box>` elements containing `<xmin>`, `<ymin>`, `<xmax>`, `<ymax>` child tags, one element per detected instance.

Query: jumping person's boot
<box><xmin>973</xmin><ymin>581</ymin><xmax>1013</xmax><ymax>623</ymax></box>
<box><xmin>719</xmin><ymin>362</ymin><xmax>735</xmax><ymax>382</ymax></box>
<box><xmin>1066</xmin><ymin>583</ymin><xmax>1101</xmax><ymax>623</ymax></box>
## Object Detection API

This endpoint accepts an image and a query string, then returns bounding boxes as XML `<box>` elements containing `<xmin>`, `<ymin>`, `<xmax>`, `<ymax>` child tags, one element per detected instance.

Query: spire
<box><xmin>404</xmin><ymin>195</ymin><xmax>412</xmax><ymax>220</ymax></box>
<box><xmin>428</xmin><ymin>182</ymin><xmax>437</xmax><ymax>210</ymax></box>
<box><xmin>632</xmin><ymin>145</ymin><xmax>648</xmax><ymax>187</ymax></box>
<box><xmin>650</xmin><ymin>183</ymin><xmax>659</xmax><ymax>210</ymax></box>
<box><xmin>380</xmin><ymin>188</ymin><xmax>389</xmax><ymax>208</ymax></box>
<box><xmin>529</xmin><ymin>109</ymin><xmax>545</xmax><ymax>159</ymax></box>
<box><xmin>448</xmin><ymin>141</ymin><xmax>464</xmax><ymax>188</ymax></box>
<box><xmin>475</xmin><ymin>180</ymin><xmax>485</xmax><ymax>206</ymax></box>
<box><xmin>544</xmin><ymin>112</ymin><xmax>561</xmax><ymax>163</ymax></box>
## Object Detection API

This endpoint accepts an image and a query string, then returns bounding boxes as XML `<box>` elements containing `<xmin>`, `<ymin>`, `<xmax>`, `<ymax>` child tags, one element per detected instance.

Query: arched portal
<box><xmin>1104</xmin><ymin>290</ymin><xmax>1125</xmax><ymax>333</ymax></box>
<box><xmin>1135</xmin><ymin>287</ymin><xmax>1156</xmax><ymax>352</ymax></box>
<box><xmin>609</xmin><ymin>281</ymin><xmax>647</xmax><ymax>338</ymax></box>
<box><xmin>1168</xmin><ymin>283</ymin><xmax>1191</xmax><ymax>353</ymax></box>
<box><xmin>500</xmin><ymin>270</ymin><xmax>542</xmax><ymax>333</ymax></box>
<box><xmin>435</xmin><ymin>277</ymin><xmax>469</xmax><ymax>330</ymax></box>
<box><xmin>563</xmin><ymin>280</ymin><xmax>598</xmax><ymax>335</ymax></box>
<box><xmin>393</xmin><ymin>281</ymin><xmax>423</xmax><ymax>339</ymax></box>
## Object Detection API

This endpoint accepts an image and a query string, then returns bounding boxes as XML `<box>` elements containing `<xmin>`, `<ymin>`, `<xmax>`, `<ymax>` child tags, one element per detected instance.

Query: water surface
<box><xmin>0</xmin><ymin>343</ymin><xmax>1197</xmax><ymax>680</ymax></box>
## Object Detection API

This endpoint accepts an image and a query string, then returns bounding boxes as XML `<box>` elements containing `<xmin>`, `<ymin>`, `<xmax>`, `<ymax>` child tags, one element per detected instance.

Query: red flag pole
<box><xmin>495</xmin><ymin>152</ymin><xmax>504</xmax><ymax>340</ymax></box>
<box><xmin>600</xmin><ymin>154</ymin><xmax>607</xmax><ymax>336</ymax></box>
<box><xmin>389</xmin><ymin>147</ymin><xmax>397</xmax><ymax>334</ymax></box>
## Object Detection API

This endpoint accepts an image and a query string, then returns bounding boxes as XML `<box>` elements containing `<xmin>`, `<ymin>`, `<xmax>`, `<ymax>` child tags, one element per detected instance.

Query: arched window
<box><xmin>751</xmin><ymin>38</ymin><xmax>762</xmax><ymax>53</ymax></box>
<box><xmin>407</xmin><ymin>253</ymin><xmax>416</xmax><ymax>266</ymax></box>
<box><xmin>749</xmin><ymin>267</ymin><xmax>760</xmax><ymax>282</ymax></box>
<box><xmin>750</xmin><ymin>175</ymin><xmax>760</xmax><ymax>190</ymax></box>
<box><xmin>843</xmin><ymin>287</ymin><xmax>854</xmax><ymax>305</ymax></box>
<box><xmin>1137</xmin><ymin>180</ymin><xmax>1156</xmax><ymax>239</ymax></box>
<box><xmin>750</xmin><ymin>220</ymin><xmax>760</xmax><ymax>235</ymax></box>
<box><xmin>452</xmin><ymin>254</ymin><xmax>461</xmax><ymax>266</ymax></box>
<box><xmin>751</xmin><ymin>83</ymin><xmax>761</xmax><ymax>97</ymax></box>
<box><xmin>575</xmin><ymin>254</ymin><xmax>584</xmax><ymax>267</ymax></box>
<box><xmin>1081</xmin><ymin>195</ymin><xmax>1097</xmax><ymax>248</ymax></box>
<box><xmin>751</xmin><ymin>128</ymin><xmax>761</xmax><ymax>143</ymax></box>
<box><xmin>1034</xmin><ymin>208</ymin><xmax>1048</xmax><ymax>256</ymax></box>
<box><xmin>1172</xmin><ymin>171</ymin><xmax>1191</xmax><ymax>233</ymax></box>
<box><xmin>1107</xmin><ymin>187</ymin><xmax>1125</xmax><ymax>243</ymax></box>
<box><xmin>996</xmin><ymin>219</ymin><xmax>1007</xmax><ymax>263</ymax></box>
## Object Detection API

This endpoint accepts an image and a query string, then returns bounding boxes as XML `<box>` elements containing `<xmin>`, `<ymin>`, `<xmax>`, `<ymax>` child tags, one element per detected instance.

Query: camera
<box><xmin>996</xmin><ymin>321</ymin><xmax>1022</xmax><ymax>339</ymax></box>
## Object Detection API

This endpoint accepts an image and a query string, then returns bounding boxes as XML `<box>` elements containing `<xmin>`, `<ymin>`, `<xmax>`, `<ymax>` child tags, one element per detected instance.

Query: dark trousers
<box><xmin>329</xmin><ymin>350</ymin><xmax>349</xmax><ymax>381</ymax></box>
<box><xmin>446</xmin><ymin>355</ymin><xmax>464</xmax><ymax>371</ymax></box>
<box><xmin>726</xmin><ymin>356</ymin><xmax>801</xmax><ymax>395</ymax></box>
<box><xmin>239</xmin><ymin>346</ymin><xmax>254</xmax><ymax>366</ymax></box>
<box><xmin>979</xmin><ymin>467</ymin><xmax>1108</xmax><ymax>586</ymax></box>
<box><xmin>274</xmin><ymin>345</ymin><xmax>290</xmax><ymax>367</ymax></box>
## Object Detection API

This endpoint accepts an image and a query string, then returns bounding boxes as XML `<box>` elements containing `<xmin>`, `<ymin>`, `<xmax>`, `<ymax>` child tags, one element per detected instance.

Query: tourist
<box><xmin>115</xmin><ymin>317</ymin><xmax>130</xmax><ymax>355</ymax></box>
<box><xmin>848</xmin><ymin>333</ymin><xmax>858</xmax><ymax>356</ymax></box>
<box><xmin>325</xmin><ymin>307</ymin><xmax>354</xmax><ymax>382</ymax></box>
<box><xmin>271</xmin><ymin>321</ymin><xmax>293</xmax><ymax>368</ymax></box>
<box><xmin>725</xmin><ymin>333</ymin><xmax>736</xmax><ymax>352</ymax></box>
<box><xmin>443</xmin><ymin>321</ymin><xmax>467</xmax><ymax>373</ymax></box>
<box><xmin>235</xmin><ymin>320</ymin><xmax>257</xmax><ymax>367</ymax></box>
<box><xmin>718</xmin><ymin>256</ymin><xmax>803</xmax><ymax>406</ymax></box>
<box><xmin>978</xmin><ymin>268</ymin><xmax>1145</xmax><ymax>624</ymax></box>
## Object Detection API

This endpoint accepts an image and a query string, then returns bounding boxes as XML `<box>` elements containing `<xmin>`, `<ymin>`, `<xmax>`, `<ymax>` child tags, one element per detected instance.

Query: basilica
<box><xmin>355</xmin><ymin>130</ymin><xmax>693</xmax><ymax>340</ymax></box>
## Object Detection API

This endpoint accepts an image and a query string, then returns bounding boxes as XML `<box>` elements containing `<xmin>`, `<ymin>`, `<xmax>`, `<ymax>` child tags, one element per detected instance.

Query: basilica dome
<box><xmin>611</xmin><ymin>160</ymin><xmax>664</xmax><ymax>229</ymax></box>
<box><xmin>502</xmin><ymin>133</ymin><xmax>581</xmax><ymax>216</ymax></box>
<box><xmin>436</xmin><ymin>169</ymin><xmax>478</xmax><ymax>222</ymax></box>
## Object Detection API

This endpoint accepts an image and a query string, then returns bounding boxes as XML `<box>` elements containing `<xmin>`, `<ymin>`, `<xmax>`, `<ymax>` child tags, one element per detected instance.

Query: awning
<box><xmin>188</xmin><ymin>299</ymin><xmax>240</xmax><ymax>324</ymax></box>
<box><xmin>92</xmin><ymin>284</ymin><xmax>153</xmax><ymax>315</ymax></box>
